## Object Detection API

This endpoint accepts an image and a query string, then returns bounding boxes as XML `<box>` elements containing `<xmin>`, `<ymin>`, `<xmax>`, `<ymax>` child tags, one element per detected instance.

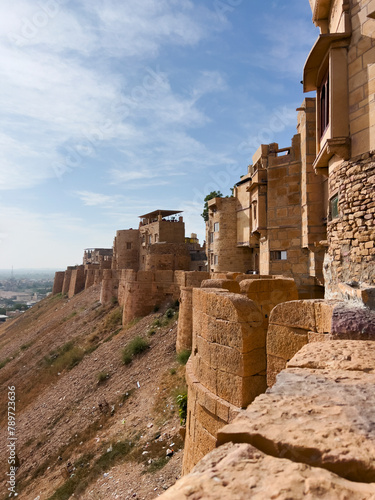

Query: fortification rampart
<box><xmin>52</xmin><ymin>271</ymin><xmax>65</xmax><ymax>295</ymax></box>
<box><xmin>120</xmin><ymin>270</ymin><xmax>210</xmax><ymax>323</ymax></box>
<box><xmin>181</xmin><ymin>276</ymin><xmax>299</xmax><ymax>473</ymax></box>
<box><xmin>100</xmin><ymin>269</ymin><xmax>120</xmax><ymax>305</ymax></box>
<box><xmin>68</xmin><ymin>266</ymin><xmax>85</xmax><ymax>298</ymax></box>
<box><xmin>160</xmin><ymin>340</ymin><xmax>375</xmax><ymax>499</ymax></box>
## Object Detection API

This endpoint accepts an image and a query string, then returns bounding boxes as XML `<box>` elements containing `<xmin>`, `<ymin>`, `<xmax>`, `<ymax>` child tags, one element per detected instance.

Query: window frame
<box><xmin>319</xmin><ymin>70</ymin><xmax>330</xmax><ymax>138</ymax></box>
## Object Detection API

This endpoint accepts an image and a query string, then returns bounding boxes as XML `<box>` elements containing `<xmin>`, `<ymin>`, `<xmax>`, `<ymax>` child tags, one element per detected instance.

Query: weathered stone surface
<box><xmin>201</xmin><ymin>279</ymin><xmax>241</xmax><ymax>294</ymax></box>
<box><xmin>287</xmin><ymin>340</ymin><xmax>375</xmax><ymax>373</ymax></box>
<box><xmin>159</xmin><ymin>442</ymin><xmax>375</xmax><ymax>500</ymax></box>
<box><xmin>330</xmin><ymin>304</ymin><xmax>375</xmax><ymax>338</ymax></box>
<box><xmin>202</xmin><ymin>290</ymin><xmax>262</xmax><ymax>323</ymax></box>
<box><xmin>267</xmin><ymin>324</ymin><xmax>309</xmax><ymax>359</ymax></box>
<box><xmin>269</xmin><ymin>299</ymin><xmax>319</xmax><ymax>330</ymax></box>
<box><xmin>267</xmin><ymin>354</ymin><xmax>287</xmax><ymax>387</ymax></box>
<box><xmin>218</xmin><ymin>341</ymin><xmax>375</xmax><ymax>483</ymax></box>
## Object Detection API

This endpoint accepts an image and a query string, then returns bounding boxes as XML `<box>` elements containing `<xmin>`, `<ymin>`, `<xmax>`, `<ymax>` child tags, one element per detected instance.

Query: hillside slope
<box><xmin>0</xmin><ymin>286</ymin><xmax>185</xmax><ymax>499</ymax></box>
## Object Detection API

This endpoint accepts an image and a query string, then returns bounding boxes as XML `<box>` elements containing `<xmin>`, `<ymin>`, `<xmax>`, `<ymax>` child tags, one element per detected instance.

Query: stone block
<box><xmin>267</xmin><ymin>354</ymin><xmax>287</xmax><ymax>387</ymax></box>
<box><xmin>269</xmin><ymin>300</ymin><xmax>319</xmax><ymax>330</ymax></box>
<box><xmin>216</xmin><ymin>370</ymin><xmax>266</xmax><ymax>409</ymax></box>
<box><xmin>185</xmin><ymin>271</ymin><xmax>210</xmax><ymax>287</ymax></box>
<box><xmin>204</xmin><ymin>291</ymin><xmax>262</xmax><ymax>323</ymax></box>
<box><xmin>154</xmin><ymin>270</ymin><xmax>174</xmax><ymax>282</ymax></box>
<box><xmin>201</xmin><ymin>279</ymin><xmax>240</xmax><ymax>294</ymax></box>
<box><xmin>267</xmin><ymin>324</ymin><xmax>309</xmax><ymax>360</ymax></box>
<box><xmin>196</xmin><ymin>356</ymin><xmax>217</xmax><ymax>395</ymax></box>
<box><xmin>314</xmin><ymin>301</ymin><xmax>336</xmax><ymax>333</ymax></box>
<box><xmin>196</xmin><ymin>403</ymin><xmax>226</xmax><ymax>437</ymax></box>
<box><xmin>215</xmin><ymin>369</ymin><xmax>241</xmax><ymax>406</ymax></box>
<box><xmin>160</xmin><ymin>442</ymin><xmax>375</xmax><ymax>500</ymax></box>
<box><xmin>193</xmin><ymin>310</ymin><xmax>213</xmax><ymax>343</ymax></box>
<box><xmin>136</xmin><ymin>271</ymin><xmax>154</xmax><ymax>282</ymax></box>
<box><xmin>210</xmin><ymin>343</ymin><xmax>265</xmax><ymax>377</ymax></box>
<box><xmin>208</xmin><ymin>317</ymin><xmax>265</xmax><ymax>353</ymax></box>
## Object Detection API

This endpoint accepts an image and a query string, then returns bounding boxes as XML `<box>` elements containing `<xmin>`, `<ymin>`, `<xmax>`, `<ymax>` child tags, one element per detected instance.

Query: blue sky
<box><xmin>0</xmin><ymin>0</ymin><xmax>318</xmax><ymax>269</ymax></box>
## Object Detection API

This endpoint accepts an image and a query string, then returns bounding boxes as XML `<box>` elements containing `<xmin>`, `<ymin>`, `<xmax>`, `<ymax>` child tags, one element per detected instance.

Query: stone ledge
<box><xmin>218</xmin><ymin>341</ymin><xmax>375</xmax><ymax>483</ymax></box>
<box><xmin>159</xmin><ymin>442</ymin><xmax>375</xmax><ymax>499</ymax></box>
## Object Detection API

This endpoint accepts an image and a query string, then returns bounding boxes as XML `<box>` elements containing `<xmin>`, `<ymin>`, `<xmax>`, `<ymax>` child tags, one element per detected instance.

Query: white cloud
<box><xmin>0</xmin><ymin>0</ymin><xmax>226</xmax><ymax>191</ymax></box>
<box><xmin>74</xmin><ymin>191</ymin><xmax>118</xmax><ymax>207</ymax></box>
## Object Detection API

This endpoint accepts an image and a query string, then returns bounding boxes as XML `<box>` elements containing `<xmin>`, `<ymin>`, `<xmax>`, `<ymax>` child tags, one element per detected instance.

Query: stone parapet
<box><xmin>181</xmin><ymin>359</ymin><xmax>241</xmax><ymax>474</ymax></box>
<box><xmin>267</xmin><ymin>298</ymin><xmax>375</xmax><ymax>385</ymax></box>
<box><xmin>182</xmin><ymin>288</ymin><xmax>267</xmax><ymax>473</ymax></box>
<box><xmin>161</xmin><ymin>340</ymin><xmax>375</xmax><ymax>499</ymax></box>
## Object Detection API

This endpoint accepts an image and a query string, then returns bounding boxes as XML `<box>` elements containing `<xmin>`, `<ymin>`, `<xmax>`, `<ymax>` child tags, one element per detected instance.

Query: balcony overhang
<box><xmin>303</xmin><ymin>33</ymin><xmax>351</xmax><ymax>92</ymax></box>
<box><xmin>313</xmin><ymin>137</ymin><xmax>351</xmax><ymax>175</ymax></box>
<box><xmin>310</xmin><ymin>0</ymin><xmax>331</xmax><ymax>23</ymax></box>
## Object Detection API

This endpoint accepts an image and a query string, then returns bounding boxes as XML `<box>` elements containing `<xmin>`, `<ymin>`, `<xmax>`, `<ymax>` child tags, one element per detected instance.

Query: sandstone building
<box><xmin>305</xmin><ymin>0</ymin><xmax>375</xmax><ymax>299</ymax></box>
<box><xmin>206</xmin><ymin>108</ymin><xmax>327</xmax><ymax>299</ymax></box>
<box><xmin>206</xmin><ymin>0</ymin><xmax>374</xmax><ymax>303</ymax></box>
<box><xmin>112</xmin><ymin>210</ymin><xmax>206</xmax><ymax>273</ymax></box>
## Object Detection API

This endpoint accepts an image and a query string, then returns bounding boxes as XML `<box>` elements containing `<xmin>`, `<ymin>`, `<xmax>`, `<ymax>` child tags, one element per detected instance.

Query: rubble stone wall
<box><xmin>325</xmin><ymin>151</ymin><xmax>375</xmax><ymax>298</ymax></box>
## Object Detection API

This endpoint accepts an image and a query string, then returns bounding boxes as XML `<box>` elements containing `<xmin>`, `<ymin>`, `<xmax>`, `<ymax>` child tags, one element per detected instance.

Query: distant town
<box><xmin>0</xmin><ymin>270</ymin><xmax>55</xmax><ymax>321</ymax></box>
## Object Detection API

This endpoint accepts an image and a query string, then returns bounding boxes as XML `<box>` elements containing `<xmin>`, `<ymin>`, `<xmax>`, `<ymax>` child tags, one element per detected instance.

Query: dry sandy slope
<box><xmin>0</xmin><ymin>286</ymin><xmax>185</xmax><ymax>499</ymax></box>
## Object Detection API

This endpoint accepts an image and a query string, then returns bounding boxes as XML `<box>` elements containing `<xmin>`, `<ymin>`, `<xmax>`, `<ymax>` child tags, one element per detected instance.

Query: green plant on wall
<box><xmin>176</xmin><ymin>391</ymin><xmax>187</xmax><ymax>426</ymax></box>
<box><xmin>201</xmin><ymin>191</ymin><xmax>223</xmax><ymax>222</ymax></box>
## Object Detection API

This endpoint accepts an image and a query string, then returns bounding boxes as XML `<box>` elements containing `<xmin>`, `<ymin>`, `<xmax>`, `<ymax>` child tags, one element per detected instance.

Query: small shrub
<box><xmin>111</xmin><ymin>296</ymin><xmax>118</xmax><ymax>306</ymax></box>
<box><xmin>176</xmin><ymin>391</ymin><xmax>187</xmax><ymax>425</ymax></box>
<box><xmin>21</xmin><ymin>342</ymin><xmax>33</xmax><ymax>351</ymax></box>
<box><xmin>177</xmin><ymin>349</ymin><xmax>191</xmax><ymax>365</ymax></box>
<box><xmin>44</xmin><ymin>341</ymin><xmax>85</xmax><ymax>372</ymax></box>
<box><xmin>153</xmin><ymin>304</ymin><xmax>160</xmax><ymax>312</ymax></box>
<box><xmin>165</xmin><ymin>308</ymin><xmax>175</xmax><ymax>319</ymax></box>
<box><xmin>130</xmin><ymin>336</ymin><xmax>149</xmax><ymax>355</ymax></box>
<box><xmin>122</xmin><ymin>336</ymin><xmax>149</xmax><ymax>365</ymax></box>
<box><xmin>0</xmin><ymin>357</ymin><xmax>11</xmax><ymax>370</ymax></box>
<box><xmin>169</xmin><ymin>368</ymin><xmax>176</xmax><ymax>375</ymax></box>
<box><xmin>105</xmin><ymin>307</ymin><xmax>122</xmax><ymax>330</ymax></box>
<box><xmin>97</xmin><ymin>372</ymin><xmax>109</xmax><ymax>384</ymax></box>
<box><xmin>122</xmin><ymin>351</ymin><xmax>132</xmax><ymax>365</ymax></box>
<box><xmin>147</xmin><ymin>329</ymin><xmax>156</xmax><ymax>336</ymax></box>
<box><xmin>152</xmin><ymin>318</ymin><xmax>161</xmax><ymax>328</ymax></box>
